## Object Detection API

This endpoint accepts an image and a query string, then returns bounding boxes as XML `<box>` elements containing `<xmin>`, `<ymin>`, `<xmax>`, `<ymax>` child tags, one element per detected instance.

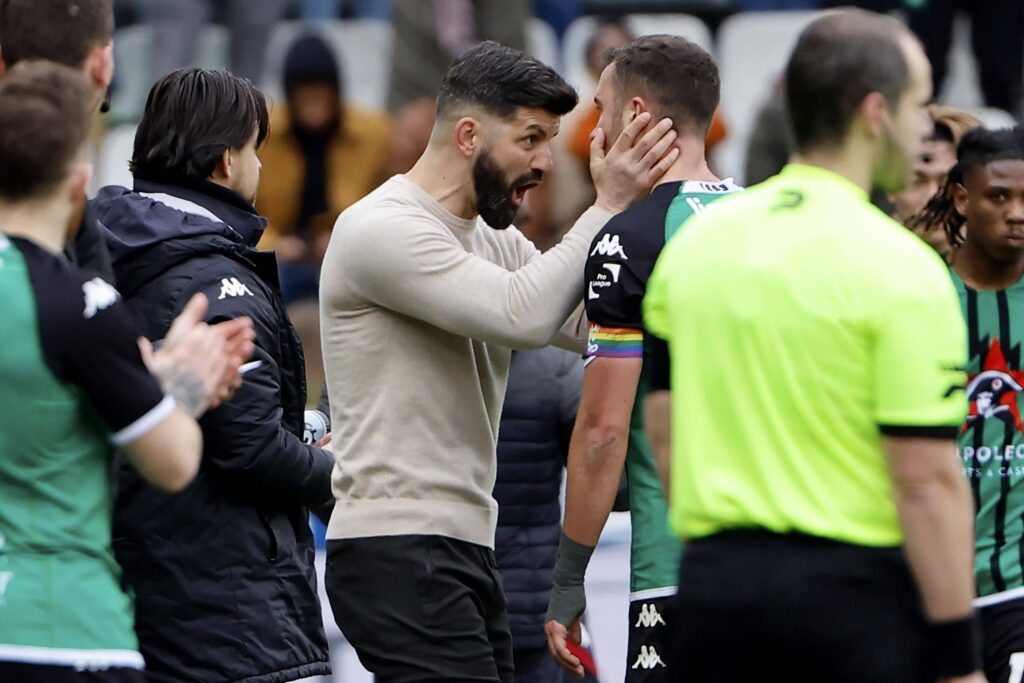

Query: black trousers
<box><xmin>908</xmin><ymin>0</ymin><xmax>1024</xmax><ymax>115</ymax></box>
<box><xmin>326</xmin><ymin>535</ymin><xmax>514</xmax><ymax>683</ymax></box>
<box><xmin>0</xmin><ymin>663</ymin><xmax>145</xmax><ymax>682</ymax></box>
<box><xmin>669</xmin><ymin>530</ymin><xmax>935</xmax><ymax>683</ymax></box>
<box><xmin>981</xmin><ymin>595</ymin><xmax>1024</xmax><ymax>683</ymax></box>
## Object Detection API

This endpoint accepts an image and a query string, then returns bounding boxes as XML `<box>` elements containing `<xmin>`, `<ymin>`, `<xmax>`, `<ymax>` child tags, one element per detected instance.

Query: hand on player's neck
<box><xmin>654</xmin><ymin>137</ymin><xmax>718</xmax><ymax>187</ymax></box>
<box><xmin>0</xmin><ymin>195</ymin><xmax>75</xmax><ymax>255</ymax></box>
<box><xmin>952</xmin><ymin>237</ymin><xmax>1024</xmax><ymax>291</ymax></box>
<box><xmin>404</xmin><ymin>145</ymin><xmax>481</xmax><ymax>221</ymax></box>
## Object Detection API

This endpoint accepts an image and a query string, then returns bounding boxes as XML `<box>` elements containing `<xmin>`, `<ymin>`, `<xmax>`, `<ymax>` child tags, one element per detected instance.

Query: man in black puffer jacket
<box><xmin>93</xmin><ymin>68</ymin><xmax>333</xmax><ymax>683</ymax></box>
<box><xmin>494</xmin><ymin>348</ymin><xmax>602</xmax><ymax>683</ymax></box>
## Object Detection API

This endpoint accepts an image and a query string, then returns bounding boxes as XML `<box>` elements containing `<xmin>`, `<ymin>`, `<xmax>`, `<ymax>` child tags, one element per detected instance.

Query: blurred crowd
<box><xmin>93</xmin><ymin>0</ymin><xmax>1023</xmax><ymax>398</ymax></box>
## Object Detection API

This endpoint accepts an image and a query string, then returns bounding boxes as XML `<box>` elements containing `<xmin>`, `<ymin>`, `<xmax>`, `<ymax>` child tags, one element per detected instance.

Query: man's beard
<box><xmin>472</xmin><ymin>149</ymin><xmax>542</xmax><ymax>230</ymax></box>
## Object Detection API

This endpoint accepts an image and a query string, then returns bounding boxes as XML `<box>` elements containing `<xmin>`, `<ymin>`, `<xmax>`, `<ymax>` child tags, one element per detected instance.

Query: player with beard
<box><xmin>319</xmin><ymin>41</ymin><xmax>680</xmax><ymax>682</ymax></box>
<box><xmin>544</xmin><ymin>35</ymin><xmax>740</xmax><ymax>681</ymax></box>
<box><xmin>914</xmin><ymin>126</ymin><xmax>1024</xmax><ymax>683</ymax></box>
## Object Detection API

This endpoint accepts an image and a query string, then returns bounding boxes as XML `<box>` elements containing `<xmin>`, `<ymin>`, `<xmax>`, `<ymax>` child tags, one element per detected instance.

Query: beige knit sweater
<box><xmin>320</xmin><ymin>175</ymin><xmax>610</xmax><ymax>547</ymax></box>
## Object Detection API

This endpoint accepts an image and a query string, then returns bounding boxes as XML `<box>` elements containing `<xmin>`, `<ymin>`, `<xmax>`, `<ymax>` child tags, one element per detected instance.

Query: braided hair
<box><xmin>907</xmin><ymin>126</ymin><xmax>1024</xmax><ymax>251</ymax></box>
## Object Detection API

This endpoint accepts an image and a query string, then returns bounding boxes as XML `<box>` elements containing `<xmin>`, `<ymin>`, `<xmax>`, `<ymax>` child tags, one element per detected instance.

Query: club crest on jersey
<box><xmin>82</xmin><ymin>278</ymin><xmax>120</xmax><ymax>319</ymax></box>
<box><xmin>591</xmin><ymin>234</ymin><xmax>628</xmax><ymax>260</ymax></box>
<box><xmin>965</xmin><ymin>339</ymin><xmax>1024</xmax><ymax>433</ymax></box>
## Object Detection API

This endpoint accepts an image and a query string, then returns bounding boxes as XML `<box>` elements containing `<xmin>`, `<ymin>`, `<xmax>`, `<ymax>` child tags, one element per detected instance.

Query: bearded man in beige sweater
<box><xmin>320</xmin><ymin>41</ymin><xmax>679</xmax><ymax>682</ymax></box>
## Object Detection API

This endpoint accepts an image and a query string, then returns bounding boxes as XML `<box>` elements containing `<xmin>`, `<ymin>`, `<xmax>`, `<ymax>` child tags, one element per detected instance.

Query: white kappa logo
<box><xmin>634</xmin><ymin>603</ymin><xmax>667</xmax><ymax>628</ymax></box>
<box><xmin>631</xmin><ymin>645</ymin><xmax>667</xmax><ymax>670</ymax></box>
<box><xmin>590</xmin><ymin>234</ymin><xmax>628</xmax><ymax>260</ymax></box>
<box><xmin>82</xmin><ymin>278</ymin><xmax>120</xmax><ymax>319</ymax></box>
<box><xmin>218</xmin><ymin>277</ymin><xmax>254</xmax><ymax>300</ymax></box>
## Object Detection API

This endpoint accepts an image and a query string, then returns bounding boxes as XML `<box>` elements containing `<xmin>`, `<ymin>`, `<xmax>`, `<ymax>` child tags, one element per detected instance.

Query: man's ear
<box><xmin>952</xmin><ymin>182</ymin><xmax>970</xmax><ymax>219</ymax></box>
<box><xmin>629</xmin><ymin>96</ymin><xmax>650</xmax><ymax>121</ymax></box>
<box><xmin>859</xmin><ymin>91</ymin><xmax>888</xmax><ymax>139</ymax></box>
<box><xmin>211</xmin><ymin>148</ymin><xmax>232</xmax><ymax>182</ymax></box>
<box><xmin>83</xmin><ymin>42</ymin><xmax>115</xmax><ymax>92</ymax></box>
<box><xmin>0</xmin><ymin>49</ymin><xmax>7</xmax><ymax>77</ymax></box>
<box><xmin>454</xmin><ymin>116</ymin><xmax>480</xmax><ymax>158</ymax></box>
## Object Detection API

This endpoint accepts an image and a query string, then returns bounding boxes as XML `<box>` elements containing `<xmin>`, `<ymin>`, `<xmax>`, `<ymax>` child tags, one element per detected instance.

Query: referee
<box><xmin>643</xmin><ymin>11</ymin><xmax>983</xmax><ymax>683</ymax></box>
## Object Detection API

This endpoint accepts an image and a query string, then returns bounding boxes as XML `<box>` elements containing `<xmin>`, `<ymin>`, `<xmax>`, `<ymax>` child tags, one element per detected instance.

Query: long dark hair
<box><xmin>130</xmin><ymin>68</ymin><xmax>270</xmax><ymax>180</ymax></box>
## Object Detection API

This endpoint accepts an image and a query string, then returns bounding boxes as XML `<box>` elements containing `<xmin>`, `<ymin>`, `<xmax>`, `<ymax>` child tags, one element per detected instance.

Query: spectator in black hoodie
<box><xmin>92</xmin><ymin>68</ymin><xmax>334</xmax><ymax>683</ymax></box>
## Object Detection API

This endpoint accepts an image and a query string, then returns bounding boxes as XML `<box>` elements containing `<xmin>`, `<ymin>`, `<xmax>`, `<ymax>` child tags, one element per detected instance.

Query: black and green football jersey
<box><xmin>0</xmin><ymin>232</ymin><xmax>170</xmax><ymax>668</ymax></box>
<box><xmin>584</xmin><ymin>179</ymin><xmax>742</xmax><ymax>597</ymax></box>
<box><xmin>953</xmin><ymin>269</ymin><xmax>1024</xmax><ymax>602</ymax></box>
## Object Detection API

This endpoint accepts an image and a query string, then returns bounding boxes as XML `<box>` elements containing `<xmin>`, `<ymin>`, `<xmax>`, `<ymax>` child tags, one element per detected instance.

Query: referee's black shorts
<box><xmin>669</xmin><ymin>530</ymin><xmax>935</xmax><ymax>683</ymax></box>
<box><xmin>326</xmin><ymin>534</ymin><xmax>513</xmax><ymax>683</ymax></box>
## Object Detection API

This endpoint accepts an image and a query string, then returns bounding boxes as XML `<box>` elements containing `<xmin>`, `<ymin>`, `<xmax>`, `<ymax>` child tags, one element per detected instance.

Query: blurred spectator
<box><xmin>568</xmin><ymin>19</ymin><xmax>728</xmax><ymax>179</ymax></box>
<box><xmin>534</xmin><ymin>0</ymin><xmax>585</xmax><ymax>40</ymax></box>
<box><xmin>906</xmin><ymin>0</ymin><xmax>1023</xmax><ymax>119</ymax></box>
<box><xmin>256</xmin><ymin>32</ymin><xmax>390</xmax><ymax>397</ymax></box>
<box><xmin>744</xmin><ymin>80</ymin><xmax>792</xmax><ymax>185</ymax></box>
<box><xmin>135</xmin><ymin>0</ymin><xmax>285</xmax><ymax>84</ymax></box>
<box><xmin>891</xmin><ymin>104</ymin><xmax>980</xmax><ymax>222</ymax></box>
<box><xmin>901</xmin><ymin>104</ymin><xmax>981</xmax><ymax>260</ymax></box>
<box><xmin>298</xmin><ymin>0</ymin><xmax>393</xmax><ymax>20</ymax></box>
<box><xmin>737</xmin><ymin>0</ymin><xmax>820</xmax><ymax>8</ymax></box>
<box><xmin>257</xmin><ymin>32</ymin><xmax>391</xmax><ymax>299</ymax></box>
<box><xmin>389</xmin><ymin>96</ymin><xmax>437</xmax><ymax>175</ymax></box>
<box><xmin>494</xmin><ymin>347</ymin><xmax>600</xmax><ymax>683</ymax></box>
<box><xmin>387</xmin><ymin>0</ymin><xmax>529</xmax><ymax>113</ymax></box>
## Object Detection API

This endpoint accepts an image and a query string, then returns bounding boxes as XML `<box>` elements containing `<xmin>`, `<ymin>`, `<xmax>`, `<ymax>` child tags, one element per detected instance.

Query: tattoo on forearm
<box><xmin>158</xmin><ymin>367</ymin><xmax>207</xmax><ymax>418</ymax></box>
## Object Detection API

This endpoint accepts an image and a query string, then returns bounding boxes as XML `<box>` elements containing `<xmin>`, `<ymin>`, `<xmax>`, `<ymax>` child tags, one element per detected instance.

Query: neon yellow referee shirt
<box><xmin>643</xmin><ymin>164</ymin><xmax>967</xmax><ymax>547</ymax></box>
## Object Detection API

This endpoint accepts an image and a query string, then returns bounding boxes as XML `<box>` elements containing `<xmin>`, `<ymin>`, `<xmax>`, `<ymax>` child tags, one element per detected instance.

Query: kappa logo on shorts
<box><xmin>631</xmin><ymin>644</ymin><xmax>666</xmax><ymax>670</ymax></box>
<box><xmin>218</xmin><ymin>277</ymin><xmax>254</xmax><ymax>300</ymax></box>
<box><xmin>82</xmin><ymin>278</ymin><xmax>120</xmax><ymax>319</ymax></box>
<box><xmin>634</xmin><ymin>603</ymin><xmax>667</xmax><ymax>628</ymax></box>
<box><xmin>590</xmin><ymin>234</ymin><xmax>628</xmax><ymax>260</ymax></box>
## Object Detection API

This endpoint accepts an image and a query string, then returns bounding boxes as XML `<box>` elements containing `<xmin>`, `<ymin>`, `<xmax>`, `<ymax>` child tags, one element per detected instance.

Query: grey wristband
<box><xmin>545</xmin><ymin>532</ymin><xmax>596</xmax><ymax>626</ymax></box>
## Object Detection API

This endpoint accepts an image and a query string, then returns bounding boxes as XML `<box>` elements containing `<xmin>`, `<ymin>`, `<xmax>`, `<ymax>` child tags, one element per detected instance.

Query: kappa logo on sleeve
<box><xmin>590</xmin><ymin>234</ymin><xmax>628</xmax><ymax>260</ymax></box>
<box><xmin>218</xmin><ymin>277</ymin><xmax>255</xmax><ymax>300</ymax></box>
<box><xmin>82</xmin><ymin>278</ymin><xmax>120</xmax><ymax>319</ymax></box>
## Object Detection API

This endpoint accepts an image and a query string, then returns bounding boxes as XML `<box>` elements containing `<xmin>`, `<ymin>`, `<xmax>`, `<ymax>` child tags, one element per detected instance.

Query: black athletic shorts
<box><xmin>326</xmin><ymin>534</ymin><xmax>513</xmax><ymax>683</ymax></box>
<box><xmin>625</xmin><ymin>594</ymin><xmax>673</xmax><ymax>682</ymax></box>
<box><xmin>0</xmin><ymin>662</ymin><xmax>145</xmax><ymax>682</ymax></box>
<box><xmin>669</xmin><ymin>530</ymin><xmax>935</xmax><ymax>683</ymax></box>
<box><xmin>981</xmin><ymin>594</ymin><xmax>1024</xmax><ymax>683</ymax></box>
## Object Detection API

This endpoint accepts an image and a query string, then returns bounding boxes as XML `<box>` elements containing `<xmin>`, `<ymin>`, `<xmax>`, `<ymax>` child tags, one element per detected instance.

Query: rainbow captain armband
<box><xmin>586</xmin><ymin>323</ymin><xmax>644</xmax><ymax>359</ymax></box>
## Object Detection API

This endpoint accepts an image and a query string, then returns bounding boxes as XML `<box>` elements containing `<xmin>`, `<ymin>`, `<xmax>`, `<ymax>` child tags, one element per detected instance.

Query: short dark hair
<box><xmin>607</xmin><ymin>34</ymin><xmax>720</xmax><ymax>137</ymax></box>
<box><xmin>436</xmin><ymin>41</ymin><xmax>577</xmax><ymax>120</ymax></box>
<box><xmin>130</xmin><ymin>68</ymin><xmax>270</xmax><ymax>180</ymax></box>
<box><xmin>909</xmin><ymin>126</ymin><xmax>1024</xmax><ymax>250</ymax></box>
<box><xmin>0</xmin><ymin>61</ymin><xmax>92</xmax><ymax>200</ymax></box>
<box><xmin>0</xmin><ymin>0</ymin><xmax>114</xmax><ymax>68</ymax></box>
<box><xmin>785</xmin><ymin>11</ymin><xmax>910</xmax><ymax>152</ymax></box>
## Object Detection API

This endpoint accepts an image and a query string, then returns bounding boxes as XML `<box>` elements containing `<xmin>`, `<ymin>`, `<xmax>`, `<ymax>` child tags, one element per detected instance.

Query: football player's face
<box><xmin>594</xmin><ymin>62</ymin><xmax>631</xmax><ymax>154</ymax></box>
<box><xmin>955</xmin><ymin>160</ymin><xmax>1024</xmax><ymax>262</ymax></box>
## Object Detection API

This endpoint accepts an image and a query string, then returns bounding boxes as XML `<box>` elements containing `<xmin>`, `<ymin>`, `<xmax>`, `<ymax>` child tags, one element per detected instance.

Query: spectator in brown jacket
<box><xmin>256</xmin><ymin>32</ymin><xmax>391</xmax><ymax>304</ymax></box>
<box><xmin>256</xmin><ymin>32</ymin><xmax>390</xmax><ymax>393</ymax></box>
